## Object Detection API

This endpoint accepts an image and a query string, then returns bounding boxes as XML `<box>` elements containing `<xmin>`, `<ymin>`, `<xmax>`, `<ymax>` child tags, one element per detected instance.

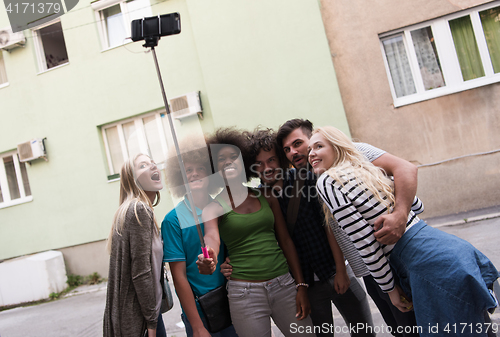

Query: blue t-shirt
<box><xmin>161</xmin><ymin>197</ymin><xmax>226</xmax><ymax>316</ymax></box>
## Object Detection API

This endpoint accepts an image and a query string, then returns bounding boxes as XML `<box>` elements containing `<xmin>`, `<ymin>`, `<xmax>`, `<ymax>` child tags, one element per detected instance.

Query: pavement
<box><xmin>0</xmin><ymin>206</ymin><xmax>499</xmax><ymax>337</ymax></box>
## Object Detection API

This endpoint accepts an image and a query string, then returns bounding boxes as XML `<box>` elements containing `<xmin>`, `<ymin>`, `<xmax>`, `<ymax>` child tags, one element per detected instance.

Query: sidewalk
<box><xmin>0</xmin><ymin>208</ymin><xmax>499</xmax><ymax>337</ymax></box>
<box><xmin>423</xmin><ymin>205</ymin><xmax>500</xmax><ymax>228</ymax></box>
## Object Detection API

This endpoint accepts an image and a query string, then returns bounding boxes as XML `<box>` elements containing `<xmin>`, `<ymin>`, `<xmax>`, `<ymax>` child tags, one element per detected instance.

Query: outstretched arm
<box><xmin>371</xmin><ymin>152</ymin><xmax>418</xmax><ymax>245</ymax></box>
<box><xmin>196</xmin><ymin>202</ymin><xmax>222</xmax><ymax>275</ymax></box>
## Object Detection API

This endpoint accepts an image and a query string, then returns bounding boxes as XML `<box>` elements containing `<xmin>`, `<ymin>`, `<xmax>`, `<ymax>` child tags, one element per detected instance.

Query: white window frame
<box><xmin>380</xmin><ymin>1</ymin><xmax>500</xmax><ymax>107</ymax></box>
<box><xmin>0</xmin><ymin>51</ymin><xmax>8</xmax><ymax>88</ymax></box>
<box><xmin>92</xmin><ymin>0</ymin><xmax>151</xmax><ymax>50</ymax></box>
<box><xmin>32</xmin><ymin>19</ymin><xmax>69</xmax><ymax>73</ymax></box>
<box><xmin>0</xmin><ymin>151</ymin><xmax>33</xmax><ymax>209</ymax></box>
<box><xmin>102</xmin><ymin>110</ymin><xmax>170</xmax><ymax>178</ymax></box>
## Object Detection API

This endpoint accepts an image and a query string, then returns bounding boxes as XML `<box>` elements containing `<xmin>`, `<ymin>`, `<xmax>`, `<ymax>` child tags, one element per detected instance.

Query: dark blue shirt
<box><xmin>278</xmin><ymin>168</ymin><xmax>336</xmax><ymax>285</ymax></box>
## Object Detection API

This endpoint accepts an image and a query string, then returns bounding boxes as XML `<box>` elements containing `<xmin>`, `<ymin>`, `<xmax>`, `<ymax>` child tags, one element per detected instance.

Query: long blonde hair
<box><xmin>106</xmin><ymin>154</ymin><xmax>161</xmax><ymax>254</ymax></box>
<box><xmin>312</xmin><ymin>127</ymin><xmax>395</xmax><ymax>221</ymax></box>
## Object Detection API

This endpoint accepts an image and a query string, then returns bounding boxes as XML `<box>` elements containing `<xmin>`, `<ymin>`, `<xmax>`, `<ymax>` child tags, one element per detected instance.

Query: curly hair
<box><xmin>206</xmin><ymin>127</ymin><xmax>253</xmax><ymax>184</ymax></box>
<box><xmin>244</xmin><ymin>127</ymin><xmax>288</xmax><ymax>178</ymax></box>
<box><xmin>164</xmin><ymin>142</ymin><xmax>219</xmax><ymax>198</ymax></box>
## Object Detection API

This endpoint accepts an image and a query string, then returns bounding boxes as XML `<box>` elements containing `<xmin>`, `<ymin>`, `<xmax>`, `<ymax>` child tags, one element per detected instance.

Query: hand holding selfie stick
<box><xmin>132</xmin><ymin>13</ymin><xmax>210</xmax><ymax>259</ymax></box>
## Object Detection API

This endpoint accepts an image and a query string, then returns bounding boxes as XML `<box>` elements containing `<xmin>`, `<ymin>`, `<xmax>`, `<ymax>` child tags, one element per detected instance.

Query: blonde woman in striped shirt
<box><xmin>308</xmin><ymin>126</ymin><xmax>499</xmax><ymax>337</ymax></box>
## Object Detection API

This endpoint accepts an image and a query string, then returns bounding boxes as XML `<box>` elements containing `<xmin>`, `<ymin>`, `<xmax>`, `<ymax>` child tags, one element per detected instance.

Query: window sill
<box><xmin>107</xmin><ymin>176</ymin><xmax>120</xmax><ymax>183</ymax></box>
<box><xmin>36</xmin><ymin>62</ymin><xmax>70</xmax><ymax>75</ymax></box>
<box><xmin>393</xmin><ymin>74</ymin><xmax>500</xmax><ymax>107</ymax></box>
<box><xmin>100</xmin><ymin>39</ymin><xmax>134</xmax><ymax>52</ymax></box>
<box><xmin>0</xmin><ymin>82</ymin><xmax>9</xmax><ymax>89</ymax></box>
<box><xmin>0</xmin><ymin>196</ymin><xmax>33</xmax><ymax>209</ymax></box>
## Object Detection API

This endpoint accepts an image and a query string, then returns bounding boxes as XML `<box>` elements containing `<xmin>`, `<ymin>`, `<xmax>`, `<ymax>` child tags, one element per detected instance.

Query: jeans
<box><xmin>227</xmin><ymin>272</ymin><xmax>315</xmax><ymax>337</ymax></box>
<box><xmin>156</xmin><ymin>313</ymin><xmax>167</xmax><ymax>337</ymax></box>
<box><xmin>363</xmin><ymin>274</ymin><xmax>419</xmax><ymax>337</ymax></box>
<box><xmin>307</xmin><ymin>265</ymin><xmax>375</xmax><ymax>337</ymax></box>
<box><xmin>181</xmin><ymin>313</ymin><xmax>238</xmax><ymax>337</ymax></box>
<box><xmin>390</xmin><ymin>220</ymin><xmax>499</xmax><ymax>337</ymax></box>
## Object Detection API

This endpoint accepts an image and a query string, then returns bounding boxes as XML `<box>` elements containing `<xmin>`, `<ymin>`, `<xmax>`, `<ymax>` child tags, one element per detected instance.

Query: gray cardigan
<box><xmin>103</xmin><ymin>202</ymin><xmax>160</xmax><ymax>337</ymax></box>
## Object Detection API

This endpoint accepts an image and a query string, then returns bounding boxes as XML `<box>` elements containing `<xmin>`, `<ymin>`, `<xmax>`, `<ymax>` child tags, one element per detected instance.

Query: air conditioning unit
<box><xmin>0</xmin><ymin>27</ymin><xmax>26</xmax><ymax>51</ymax></box>
<box><xmin>17</xmin><ymin>139</ymin><xmax>46</xmax><ymax>162</ymax></box>
<box><xmin>169</xmin><ymin>91</ymin><xmax>203</xmax><ymax>120</ymax></box>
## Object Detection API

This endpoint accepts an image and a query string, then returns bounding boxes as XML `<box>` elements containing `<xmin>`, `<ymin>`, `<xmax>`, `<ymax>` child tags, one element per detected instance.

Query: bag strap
<box><xmin>286</xmin><ymin>175</ymin><xmax>304</xmax><ymax>237</ymax></box>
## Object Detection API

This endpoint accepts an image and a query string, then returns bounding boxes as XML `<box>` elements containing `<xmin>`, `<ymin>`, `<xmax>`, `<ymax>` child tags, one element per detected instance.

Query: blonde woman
<box><xmin>308</xmin><ymin>126</ymin><xmax>499</xmax><ymax>337</ymax></box>
<box><xmin>103</xmin><ymin>154</ymin><xmax>166</xmax><ymax>337</ymax></box>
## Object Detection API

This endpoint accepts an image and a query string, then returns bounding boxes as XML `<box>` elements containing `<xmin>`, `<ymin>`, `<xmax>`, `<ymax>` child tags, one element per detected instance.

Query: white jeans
<box><xmin>227</xmin><ymin>273</ymin><xmax>315</xmax><ymax>337</ymax></box>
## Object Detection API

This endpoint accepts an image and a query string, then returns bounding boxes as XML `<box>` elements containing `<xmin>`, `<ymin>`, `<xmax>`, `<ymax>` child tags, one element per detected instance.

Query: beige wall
<box><xmin>319</xmin><ymin>0</ymin><xmax>500</xmax><ymax>217</ymax></box>
<box><xmin>58</xmin><ymin>240</ymin><xmax>109</xmax><ymax>278</ymax></box>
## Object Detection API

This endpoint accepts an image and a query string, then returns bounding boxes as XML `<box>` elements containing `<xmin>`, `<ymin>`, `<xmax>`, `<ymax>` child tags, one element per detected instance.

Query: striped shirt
<box><xmin>316</xmin><ymin>171</ymin><xmax>421</xmax><ymax>293</ymax></box>
<box><xmin>354</xmin><ymin>142</ymin><xmax>386</xmax><ymax>162</ymax></box>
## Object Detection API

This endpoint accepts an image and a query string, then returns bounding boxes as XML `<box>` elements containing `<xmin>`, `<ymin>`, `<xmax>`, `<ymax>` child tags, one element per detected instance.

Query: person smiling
<box><xmin>162</xmin><ymin>145</ymin><xmax>238</xmax><ymax>337</ymax></box>
<box><xmin>309</xmin><ymin>126</ymin><xmax>499</xmax><ymax>336</ymax></box>
<box><xmin>198</xmin><ymin>127</ymin><xmax>315</xmax><ymax>337</ymax></box>
<box><xmin>104</xmin><ymin>154</ymin><xmax>166</xmax><ymax>337</ymax></box>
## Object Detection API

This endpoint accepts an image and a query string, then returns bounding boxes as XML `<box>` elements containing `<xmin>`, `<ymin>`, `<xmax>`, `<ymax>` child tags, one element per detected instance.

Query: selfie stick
<box><xmin>140</xmin><ymin>30</ymin><xmax>210</xmax><ymax>259</ymax></box>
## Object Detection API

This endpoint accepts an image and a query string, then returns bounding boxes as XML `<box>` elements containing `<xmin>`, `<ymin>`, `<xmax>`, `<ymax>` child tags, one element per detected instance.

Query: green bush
<box><xmin>67</xmin><ymin>274</ymin><xmax>84</xmax><ymax>288</ymax></box>
<box><xmin>49</xmin><ymin>292</ymin><xmax>60</xmax><ymax>300</ymax></box>
<box><xmin>87</xmin><ymin>272</ymin><xmax>101</xmax><ymax>285</ymax></box>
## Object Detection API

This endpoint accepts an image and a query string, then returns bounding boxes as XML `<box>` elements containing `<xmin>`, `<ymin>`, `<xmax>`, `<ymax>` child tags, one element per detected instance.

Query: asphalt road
<box><xmin>0</xmin><ymin>214</ymin><xmax>499</xmax><ymax>337</ymax></box>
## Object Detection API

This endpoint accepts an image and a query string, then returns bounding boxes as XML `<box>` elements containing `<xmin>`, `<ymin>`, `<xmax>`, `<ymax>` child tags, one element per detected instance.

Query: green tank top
<box><xmin>216</xmin><ymin>190</ymin><xmax>289</xmax><ymax>280</ymax></box>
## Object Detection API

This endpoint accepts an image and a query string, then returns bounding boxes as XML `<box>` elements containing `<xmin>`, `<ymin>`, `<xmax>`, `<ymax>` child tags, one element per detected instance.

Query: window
<box><xmin>0</xmin><ymin>51</ymin><xmax>8</xmax><ymax>86</ymax></box>
<box><xmin>32</xmin><ymin>20</ymin><xmax>69</xmax><ymax>72</ymax></box>
<box><xmin>0</xmin><ymin>152</ymin><xmax>32</xmax><ymax>208</ymax></box>
<box><xmin>92</xmin><ymin>0</ymin><xmax>152</xmax><ymax>49</ymax></box>
<box><xmin>380</xmin><ymin>1</ymin><xmax>500</xmax><ymax>106</ymax></box>
<box><xmin>102</xmin><ymin>111</ymin><xmax>173</xmax><ymax>178</ymax></box>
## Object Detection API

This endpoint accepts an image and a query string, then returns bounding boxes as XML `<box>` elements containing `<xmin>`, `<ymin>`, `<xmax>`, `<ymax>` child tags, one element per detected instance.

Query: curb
<box><xmin>430</xmin><ymin>212</ymin><xmax>500</xmax><ymax>228</ymax></box>
<box><xmin>63</xmin><ymin>284</ymin><xmax>107</xmax><ymax>298</ymax></box>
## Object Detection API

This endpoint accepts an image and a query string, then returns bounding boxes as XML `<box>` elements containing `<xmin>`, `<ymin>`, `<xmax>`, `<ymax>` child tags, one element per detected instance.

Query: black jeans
<box><xmin>363</xmin><ymin>274</ymin><xmax>419</xmax><ymax>337</ymax></box>
<box><xmin>307</xmin><ymin>265</ymin><xmax>375</xmax><ymax>337</ymax></box>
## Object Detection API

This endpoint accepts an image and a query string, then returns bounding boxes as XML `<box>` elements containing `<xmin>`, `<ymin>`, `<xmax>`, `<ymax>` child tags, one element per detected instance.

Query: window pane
<box><xmin>382</xmin><ymin>35</ymin><xmax>416</xmax><ymax>97</ymax></box>
<box><xmin>19</xmin><ymin>160</ymin><xmax>31</xmax><ymax>196</ymax></box>
<box><xmin>3</xmin><ymin>156</ymin><xmax>20</xmax><ymax>200</ymax></box>
<box><xmin>105</xmin><ymin>126</ymin><xmax>124</xmax><ymax>174</ymax></box>
<box><xmin>143</xmin><ymin>115</ymin><xmax>165</xmax><ymax>164</ymax></box>
<box><xmin>39</xmin><ymin>22</ymin><xmax>69</xmax><ymax>69</ymax></box>
<box><xmin>480</xmin><ymin>6</ymin><xmax>500</xmax><ymax>73</ymax></box>
<box><xmin>122</xmin><ymin>121</ymin><xmax>142</xmax><ymax>160</ymax></box>
<box><xmin>449</xmin><ymin>15</ymin><xmax>485</xmax><ymax>81</ymax></box>
<box><xmin>411</xmin><ymin>27</ymin><xmax>446</xmax><ymax>90</ymax></box>
<box><xmin>103</xmin><ymin>4</ymin><xmax>126</xmax><ymax>48</ymax></box>
<box><xmin>127</xmin><ymin>0</ymin><xmax>152</xmax><ymax>22</ymax></box>
<box><xmin>0</xmin><ymin>52</ymin><xmax>7</xmax><ymax>85</ymax></box>
<box><xmin>0</xmin><ymin>181</ymin><xmax>3</xmax><ymax>203</ymax></box>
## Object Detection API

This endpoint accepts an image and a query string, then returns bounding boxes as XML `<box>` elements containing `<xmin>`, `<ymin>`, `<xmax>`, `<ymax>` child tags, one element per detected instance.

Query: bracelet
<box><xmin>295</xmin><ymin>283</ymin><xmax>309</xmax><ymax>289</ymax></box>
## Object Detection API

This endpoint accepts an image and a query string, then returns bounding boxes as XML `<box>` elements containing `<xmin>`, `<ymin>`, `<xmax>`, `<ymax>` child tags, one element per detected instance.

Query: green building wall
<box><xmin>0</xmin><ymin>0</ymin><xmax>349</xmax><ymax>274</ymax></box>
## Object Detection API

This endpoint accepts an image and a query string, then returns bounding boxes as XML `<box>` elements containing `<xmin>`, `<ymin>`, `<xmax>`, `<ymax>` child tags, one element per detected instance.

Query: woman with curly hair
<box><xmin>308</xmin><ymin>126</ymin><xmax>499</xmax><ymax>336</ymax></box>
<box><xmin>103</xmin><ymin>153</ymin><xmax>166</xmax><ymax>337</ymax></box>
<box><xmin>197</xmin><ymin>127</ymin><xmax>315</xmax><ymax>337</ymax></box>
<box><xmin>162</xmin><ymin>142</ymin><xmax>238</xmax><ymax>337</ymax></box>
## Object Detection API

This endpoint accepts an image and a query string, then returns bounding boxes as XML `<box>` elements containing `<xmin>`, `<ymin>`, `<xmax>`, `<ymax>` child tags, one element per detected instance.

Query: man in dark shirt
<box><xmin>276</xmin><ymin>119</ymin><xmax>418</xmax><ymax>337</ymax></box>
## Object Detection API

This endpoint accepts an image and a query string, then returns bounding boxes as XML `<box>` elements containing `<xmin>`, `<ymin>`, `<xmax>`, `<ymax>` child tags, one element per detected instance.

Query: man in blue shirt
<box><xmin>162</xmin><ymin>148</ymin><xmax>238</xmax><ymax>337</ymax></box>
